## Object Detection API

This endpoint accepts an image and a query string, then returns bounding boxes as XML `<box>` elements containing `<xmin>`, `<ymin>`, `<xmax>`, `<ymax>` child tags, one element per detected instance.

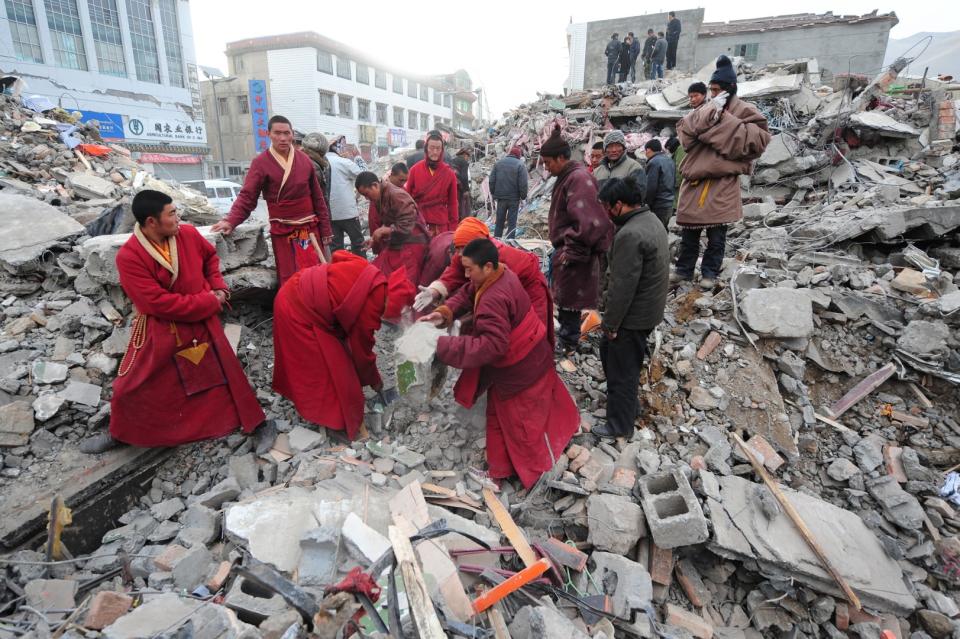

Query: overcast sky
<box><xmin>189</xmin><ymin>1</ymin><xmax>957</xmax><ymax>118</ymax></box>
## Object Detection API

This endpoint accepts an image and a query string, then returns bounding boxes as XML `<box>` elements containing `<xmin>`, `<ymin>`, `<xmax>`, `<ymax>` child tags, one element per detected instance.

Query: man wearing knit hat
<box><xmin>413</xmin><ymin>217</ymin><xmax>553</xmax><ymax>346</ymax></box>
<box><xmin>593</xmin><ymin>129</ymin><xmax>644</xmax><ymax>190</ymax></box>
<box><xmin>674</xmin><ymin>55</ymin><xmax>771</xmax><ymax>289</ymax></box>
<box><xmin>540</xmin><ymin>125</ymin><xmax>613</xmax><ymax>354</ymax></box>
<box><xmin>488</xmin><ymin>147</ymin><xmax>528</xmax><ymax>239</ymax></box>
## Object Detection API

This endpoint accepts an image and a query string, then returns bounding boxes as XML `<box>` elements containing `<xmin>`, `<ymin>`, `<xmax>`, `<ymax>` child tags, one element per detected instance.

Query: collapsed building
<box><xmin>0</xmin><ymin>49</ymin><xmax>960</xmax><ymax>639</ymax></box>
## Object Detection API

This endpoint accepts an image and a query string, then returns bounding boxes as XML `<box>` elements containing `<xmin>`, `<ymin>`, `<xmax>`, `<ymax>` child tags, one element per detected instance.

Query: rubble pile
<box><xmin>2</xmin><ymin>56</ymin><xmax>960</xmax><ymax>639</ymax></box>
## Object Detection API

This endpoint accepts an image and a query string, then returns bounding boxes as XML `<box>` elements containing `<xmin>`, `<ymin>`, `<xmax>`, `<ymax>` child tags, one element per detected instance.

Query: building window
<box><xmin>4</xmin><ymin>0</ymin><xmax>43</xmax><ymax>62</ymax></box>
<box><xmin>357</xmin><ymin>99</ymin><xmax>370</xmax><ymax>122</ymax></box>
<box><xmin>392</xmin><ymin>75</ymin><xmax>403</xmax><ymax>94</ymax></box>
<box><xmin>44</xmin><ymin>0</ymin><xmax>88</xmax><ymax>70</ymax></box>
<box><xmin>420</xmin><ymin>113</ymin><xmax>429</xmax><ymax>130</ymax></box>
<box><xmin>375</xmin><ymin>69</ymin><xmax>386</xmax><ymax>89</ymax></box>
<box><xmin>733</xmin><ymin>43</ymin><xmax>759</xmax><ymax>62</ymax></box>
<box><xmin>443</xmin><ymin>94</ymin><xmax>452</xmax><ymax>107</ymax></box>
<box><xmin>356</xmin><ymin>63</ymin><xmax>369</xmax><ymax>84</ymax></box>
<box><xmin>317</xmin><ymin>50</ymin><xmax>332</xmax><ymax>74</ymax></box>
<box><xmin>217</xmin><ymin>96</ymin><xmax>228</xmax><ymax>116</ymax></box>
<box><xmin>228</xmin><ymin>165</ymin><xmax>243</xmax><ymax>177</ymax></box>
<box><xmin>237</xmin><ymin>95</ymin><xmax>249</xmax><ymax>114</ymax></box>
<box><xmin>338</xmin><ymin>95</ymin><xmax>352</xmax><ymax>119</ymax></box>
<box><xmin>434</xmin><ymin>90</ymin><xmax>441</xmax><ymax>105</ymax></box>
<box><xmin>336</xmin><ymin>56</ymin><xmax>351</xmax><ymax>80</ymax></box>
<box><xmin>407</xmin><ymin>110</ymin><xmax>417</xmax><ymax>130</ymax></box>
<box><xmin>319</xmin><ymin>91</ymin><xmax>335</xmax><ymax>115</ymax></box>
<box><xmin>126</xmin><ymin>0</ymin><xmax>160</xmax><ymax>83</ymax></box>
<box><xmin>419</xmin><ymin>84</ymin><xmax>428</xmax><ymax>101</ymax></box>
<box><xmin>407</xmin><ymin>80</ymin><xmax>417</xmax><ymax>98</ymax></box>
<box><xmin>393</xmin><ymin>106</ymin><xmax>403</xmax><ymax>126</ymax></box>
<box><xmin>233</xmin><ymin>55</ymin><xmax>244</xmax><ymax>72</ymax></box>
<box><xmin>376</xmin><ymin>103</ymin><xmax>387</xmax><ymax>125</ymax></box>
<box><xmin>88</xmin><ymin>0</ymin><xmax>125</xmax><ymax>76</ymax></box>
<box><xmin>158</xmin><ymin>0</ymin><xmax>184</xmax><ymax>86</ymax></box>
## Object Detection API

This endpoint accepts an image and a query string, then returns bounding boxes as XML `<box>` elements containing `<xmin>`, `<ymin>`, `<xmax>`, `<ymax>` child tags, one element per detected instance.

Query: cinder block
<box><xmin>637</xmin><ymin>468</ymin><xmax>708</xmax><ymax>549</ymax></box>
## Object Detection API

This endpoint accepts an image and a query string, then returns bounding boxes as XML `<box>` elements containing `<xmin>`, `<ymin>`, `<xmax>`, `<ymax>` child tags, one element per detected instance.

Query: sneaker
<box><xmin>699</xmin><ymin>277</ymin><xmax>716</xmax><ymax>290</ymax></box>
<box><xmin>669</xmin><ymin>272</ymin><xmax>692</xmax><ymax>285</ymax></box>
<box><xmin>591</xmin><ymin>421</ymin><xmax>626</xmax><ymax>440</ymax></box>
<box><xmin>79</xmin><ymin>432</ymin><xmax>121</xmax><ymax>454</ymax></box>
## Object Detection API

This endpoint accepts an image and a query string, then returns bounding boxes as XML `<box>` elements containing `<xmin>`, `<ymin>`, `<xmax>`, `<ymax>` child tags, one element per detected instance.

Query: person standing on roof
<box><xmin>604</xmin><ymin>33</ymin><xmax>621</xmax><ymax>85</ymax></box>
<box><xmin>666</xmin><ymin>12</ymin><xmax>682</xmax><ymax>70</ymax></box>
<box><xmin>628</xmin><ymin>31</ymin><xmax>641</xmax><ymax>82</ymax></box>
<box><xmin>488</xmin><ymin>146</ymin><xmax>528</xmax><ymax>239</ymax></box>
<box><xmin>617</xmin><ymin>35</ymin><xmax>633</xmax><ymax>83</ymax></box>
<box><xmin>673</xmin><ymin>56</ymin><xmax>771</xmax><ymax>290</ymax></box>
<box><xmin>641</xmin><ymin>29</ymin><xmax>657</xmax><ymax>80</ymax></box>
<box><xmin>651</xmin><ymin>32</ymin><xmax>667</xmax><ymax>80</ymax></box>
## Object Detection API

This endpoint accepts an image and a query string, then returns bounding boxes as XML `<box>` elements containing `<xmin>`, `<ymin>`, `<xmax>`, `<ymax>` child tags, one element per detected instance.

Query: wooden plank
<box><xmin>487</xmin><ymin>607</ymin><xmax>512</xmax><ymax>639</ymax></box>
<box><xmin>483</xmin><ymin>488</ymin><xmax>537</xmax><ymax>568</ymax></box>
<box><xmin>732</xmin><ymin>433</ymin><xmax>862</xmax><ymax>610</ymax></box>
<box><xmin>908</xmin><ymin>382</ymin><xmax>934</xmax><ymax>409</ymax></box>
<box><xmin>828</xmin><ymin>362</ymin><xmax>896</xmax><ymax>418</ymax></box>
<box><xmin>388</xmin><ymin>516</ymin><xmax>447</xmax><ymax>639</ymax></box>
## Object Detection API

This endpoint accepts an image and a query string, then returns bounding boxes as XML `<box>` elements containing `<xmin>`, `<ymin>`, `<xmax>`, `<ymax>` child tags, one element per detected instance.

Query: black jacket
<box><xmin>644</xmin><ymin>152</ymin><xmax>675</xmax><ymax>210</ymax></box>
<box><xmin>489</xmin><ymin>155</ymin><xmax>528</xmax><ymax>200</ymax></box>
<box><xmin>667</xmin><ymin>18</ymin><xmax>681</xmax><ymax>43</ymax></box>
<box><xmin>449</xmin><ymin>156</ymin><xmax>470</xmax><ymax>191</ymax></box>
<box><xmin>603</xmin><ymin>209</ymin><xmax>670</xmax><ymax>332</ymax></box>
<box><xmin>642</xmin><ymin>35</ymin><xmax>657</xmax><ymax>60</ymax></box>
<box><xmin>604</xmin><ymin>38</ymin><xmax>621</xmax><ymax>61</ymax></box>
<box><xmin>617</xmin><ymin>42</ymin><xmax>631</xmax><ymax>71</ymax></box>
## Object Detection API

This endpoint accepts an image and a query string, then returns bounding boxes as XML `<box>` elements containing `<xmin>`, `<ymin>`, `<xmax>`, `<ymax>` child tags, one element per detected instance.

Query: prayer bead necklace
<box><xmin>116</xmin><ymin>314</ymin><xmax>147</xmax><ymax>377</ymax></box>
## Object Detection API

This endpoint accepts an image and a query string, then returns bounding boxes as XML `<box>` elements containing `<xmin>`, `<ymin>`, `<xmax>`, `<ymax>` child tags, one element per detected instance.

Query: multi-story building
<box><xmin>0</xmin><ymin>0</ymin><xmax>207</xmax><ymax>181</ymax></box>
<box><xmin>200</xmin><ymin>32</ymin><xmax>477</xmax><ymax>178</ymax></box>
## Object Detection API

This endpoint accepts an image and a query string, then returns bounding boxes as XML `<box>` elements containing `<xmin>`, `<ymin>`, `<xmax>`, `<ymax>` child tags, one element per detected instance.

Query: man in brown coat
<box><xmin>673</xmin><ymin>56</ymin><xmax>771</xmax><ymax>289</ymax></box>
<box><xmin>540</xmin><ymin>125</ymin><xmax>614</xmax><ymax>354</ymax></box>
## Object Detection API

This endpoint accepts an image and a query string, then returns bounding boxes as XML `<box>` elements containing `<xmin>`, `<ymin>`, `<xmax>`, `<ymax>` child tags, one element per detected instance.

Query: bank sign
<box><xmin>125</xmin><ymin>116</ymin><xmax>207</xmax><ymax>144</ymax></box>
<box><xmin>78</xmin><ymin>111</ymin><xmax>125</xmax><ymax>140</ymax></box>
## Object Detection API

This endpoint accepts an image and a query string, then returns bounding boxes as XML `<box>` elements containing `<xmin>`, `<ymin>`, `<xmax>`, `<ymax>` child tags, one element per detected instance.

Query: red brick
<box><xmin>696</xmin><ymin>332</ymin><xmax>722</xmax><ymax>360</ymax></box>
<box><xmin>675</xmin><ymin>559</ymin><xmax>711</xmax><ymax>607</ymax></box>
<box><xmin>569</xmin><ymin>448</ymin><xmax>591</xmax><ymax>472</ymax></box>
<box><xmin>649</xmin><ymin>544</ymin><xmax>674</xmax><ymax>586</ymax></box>
<box><xmin>884</xmin><ymin>446</ymin><xmax>908</xmax><ymax>483</ymax></box>
<box><xmin>835</xmin><ymin>602</ymin><xmax>849</xmax><ymax>631</ymax></box>
<box><xmin>205</xmin><ymin>560</ymin><xmax>232</xmax><ymax>592</ymax></box>
<box><xmin>566</xmin><ymin>444</ymin><xmax>584</xmax><ymax>460</ymax></box>
<box><xmin>83</xmin><ymin>591</ymin><xmax>132</xmax><ymax>630</ymax></box>
<box><xmin>848</xmin><ymin>607</ymin><xmax>881</xmax><ymax>626</ymax></box>
<box><xmin>745</xmin><ymin>435</ymin><xmax>785</xmax><ymax>472</ymax></box>
<box><xmin>153</xmin><ymin>544</ymin><xmax>188</xmax><ymax>572</ymax></box>
<box><xmin>664</xmin><ymin>604</ymin><xmax>713</xmax><ymax>639</ymax></box>
<box><xmin>611</xmin><ymin>467</ymin><xmax>637</xmax><ymax>489</ymax></box>
<box><xmin>880</xmin><ymin>614</ymin><xmax>903</xmax><ymax>639</ymax></box>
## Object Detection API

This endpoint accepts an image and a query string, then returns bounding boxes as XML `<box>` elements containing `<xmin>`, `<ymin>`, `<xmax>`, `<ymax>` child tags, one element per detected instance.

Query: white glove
<box><xmin>413</xmin><ymin>285</ymin><xmax>438</xmax><ymax>312</ymax></box>
<box><xmin>709</xmin><ymin>91</ymin><xmax>729</xmax><ymax>121</ymax></box>
<box><xmin>450</xmin><ymin>320</ymin><xmax>461</xmax><ymax>337</ymax></box>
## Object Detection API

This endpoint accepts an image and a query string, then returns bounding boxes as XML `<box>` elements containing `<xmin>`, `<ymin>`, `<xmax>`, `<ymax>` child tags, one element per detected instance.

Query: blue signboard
<box><xmin>78</xmin><ymin>111</ymin><xmax>125</xmax><ymax>140</ymax></box>
<box><xmin>249</xmin><ymin>79</ymin><xmax>269</xmax><ymax>152</ymax></box>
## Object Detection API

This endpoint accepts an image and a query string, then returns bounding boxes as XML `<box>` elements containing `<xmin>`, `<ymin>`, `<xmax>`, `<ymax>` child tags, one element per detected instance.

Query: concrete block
<box><xmin>298</xmin><ymin>526</ymin><xmax>340</xmax><ymax>586</ymax></box>
<box><xmin>68</xmin><ymin>172</ymin><xmax>118</xmax><ymax>199</ymax></box>
<box><xmin>194</xmin><ymin>476</ymin><xmax>241</xmax><ymax>509</ymax></box>
<box><xmin>0</xmin><ymin>193</ymin><xmax>85</xmax><ymax>273</ymax></box>
<box><xmin>84</xmin><ymin>591</ymin><xmax>133</xmax><ymax>630</ymax></box>
<box><xmin>342</xmin><ymin>512</ymin><xmax>390</xmax><ymax>563</ymax></box>
<box><xmin>225</xmin><ymin>577</ymin><xmax>290</xmax><ymax>625</ymax></box>
<box><xmin>228</xmin><ymin>453</ymin><xmax>259</xmax><ymax>490</ymax></box>
<box><xmin>741</xmin><ymin>288</ymin><xmax>814</xmax><ymax>338</ymax></box>
<box><xmin>176</xmin><ymin>503</ymin><xmax>220</xmax><ymax>547</ymax></box>
<box><xmin>589</xmin><ymin>551</ymin><xmax>653</xmax><ymax>618</ymax></box>
<box><xmin>637</xmin><ymin>468</ymin><xmax>708</xmax><ymax>549</ymax></box>
<box><xmin>0</xmin><ymin>400</ymin><xmax>35</xmax><ymax>447</ymax></box>
<box><xmin>586</xmin><ymin>494</ymin><xmax>646</xmax><ymax>555</ymax></box>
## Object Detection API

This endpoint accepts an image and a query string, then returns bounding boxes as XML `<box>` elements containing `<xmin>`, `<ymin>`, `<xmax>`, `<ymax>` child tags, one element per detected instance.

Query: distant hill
<box><xmin>884</xmin><ymin>31</ymin><xmax>960</xmax><ymax>79</ymax></box>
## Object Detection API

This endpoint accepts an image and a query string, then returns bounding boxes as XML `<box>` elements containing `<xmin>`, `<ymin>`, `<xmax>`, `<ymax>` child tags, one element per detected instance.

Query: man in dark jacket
<box><xmin>540</xmin><ymin>125</ymin><xmax>613</xmax><ymax>355</ymax></box>
<box><xmin>666</xmin><ymin>12</ymin><xmax>682</xmax><ymax>70</ymax></box>
<box><xmin>593</xmin><ymin>130</ymin><xmax>644</xmax><ymax>189</ymax></box>
<box><xmin>405</xmin><ymin>139</ymin><xmax>425</xmax><ymax>169</ymax></box>
<box><xmin>643</xmin><ymin>139</ymin><xmax>675</xmax><ymax>228</ymax></box>
<box><xmin>617</xmin><ymin>36</ymin><xmax>633</xmax><ymax>83</ymax></box>
<box><xmin>449</xmin><ymin>146</ymin><xmax>472</xmax><ymax>220</ymax></box>
<box><xmin>628</xmin><ymin>32</ymin><xmax>641</xmax><ymax>82</ymax></box>
<box><xmin>594</xmin><ymin>176</ymin><xmax>669</xmax><ymax>439</ymax></box>
<box><xmin>488</xmin><ymin>147</ymin><xmax>528</xmax><ymax>239</ymax></box>
<box><xmin>651</xmin><ymin>32</ymin><xmax>667</xmax><ymax>79</ymax></box>
<box><xmin>604</xmin><ymin>33</ymin><xmax>620</xmax><ymax>85</ymax></box>
<box><xmin>641</xmin><ymin>29</ymin><xmax>657</xmax><ymax>79</ymax></box>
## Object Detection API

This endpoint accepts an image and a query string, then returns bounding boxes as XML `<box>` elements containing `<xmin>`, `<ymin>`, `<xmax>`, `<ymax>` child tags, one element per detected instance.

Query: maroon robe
<box><xmin>273</xmin><ymin>253</ymin><xmax>387</xmax><ymax>440</ymax></box>
<box><xmin>371</xmin><ymin>180</ymin><xmax>430</xmax><ymax>285</ymax></box>
<box><xmin>419</xmin><ymin>231</ymin><xmax>454</xmax><ymax>287</ymax></box>
<box><xmin>225</xmin><ymin>149</ymin><xmax>333</xmax><ymax>285</ymax></box>
<box><xmin>436</xmin><ymin>267</ymin><xmax>579</xmax><ymax>488</ymax></box>
<box><xmin>110</xmin><ymin>224</ymin><xmax>264</xmax><ymax>447</ymax></box>
<box><xmin>405</xmin><ymin>159</ymin><xmax>459</xmax><ymax>234</ymax></box>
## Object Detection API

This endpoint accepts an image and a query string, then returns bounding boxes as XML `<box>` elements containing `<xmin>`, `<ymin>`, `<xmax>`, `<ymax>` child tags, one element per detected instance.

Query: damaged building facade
<box><xmin>567</xmin><ymin>10</ymin><xmax>899</xmax><ymax>91</ymax></box>
<box><xmin>0</xmin><ymin>0</ymin><xmax>207</xmax><ymax>181</ymax></box>
<box><xmin>201</xmin><ymin>31</ymin><xmax>478</xmax><ymax>174</ymax></box>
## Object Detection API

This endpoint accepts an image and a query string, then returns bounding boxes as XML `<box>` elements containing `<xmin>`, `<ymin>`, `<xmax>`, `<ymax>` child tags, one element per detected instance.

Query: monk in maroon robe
<box><xmin>421</xmin><ymin>239</ymin><xmax>579</xmax><ymax>488</ymax></box>
<box><xmin>212</xmin><ymin>115</ymin><xmax>332</xmax><ymax>286</ymax></box>
<box><xmin>273</xmin><ymin>252</ymin><xmax>414</xmax><ymax>440</ymax></box>
<box><xmin>356</xmin><ymin>171</ymin><xmax>430</xmax><ymax>285</ymax></box>
<box><xmin>405</xmin><ymin>131</ymin><xmax>458</xmax><ymax>235</ymax></box>
<box><xmin>80</xmin><ymin>190</ymin><xmax>265</xmax><ymax>453</ymax></box>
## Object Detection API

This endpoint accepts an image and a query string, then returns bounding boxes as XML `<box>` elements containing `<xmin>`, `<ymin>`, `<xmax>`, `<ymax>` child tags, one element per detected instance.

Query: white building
<box><xmin>202</xmin><ymin>32</ymin><xmax>477</xmax><ymax>177</ymax></box>
<box><xmin>0</xmin><ymin>0</ymin><xmax>206</xmax><ymax>181</ymax></box>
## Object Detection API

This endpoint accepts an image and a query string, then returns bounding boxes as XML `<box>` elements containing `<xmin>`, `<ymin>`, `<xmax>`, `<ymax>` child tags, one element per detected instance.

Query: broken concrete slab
<box><xmin>24</xmin><ymin>578</ymin><xmax>77</xmax><ymax>622</ymax></box>
<box><xmin>589</xmin><ymin>551</ymin><xmax>653</xmax><ymax>618</ymax></box>
<box><xmin>58</xmin><ymin>380</ymin><xmax>102</xmax><ymax>407</ymax></box>
<box><xmin>709</xmin><ymin>474</ymin><xmax>917</xmax><ymax>615</ymax></box>
<box><xmin>224</xmin><ymin>487</ymin><xmax>319</xmax><ymax>573</ymax></box>
<box><xmin>0</xmin><ymin>193</ymin><xmax>85</xmax><ymax>274</ymax></box>
<box><xmin>103</xmin><ymin>592</ymin><xmax>256</xmax><ymax>639</ymax></box>
<box><xmin>68</xmin><ymin>172</ymin><xmax>119</xmax><ymax>199</ymax></box>
<box><xmin>586</xmin><ymin>493</ymin><xmax>646</xmax><ymax>554</ymax></box>
<box><xmin>866</xmin><ymin>475</ymin><xmax>925</xmax><ymax>531</ymax></box>
<box><xmin>0</xmin><ymin>400</ymin><xmax>35</xmax><ymax>447</ymax></box>
<box><xmin>740</xmin><ymin>288</ymin><xmax>814</xmax><ymax>338</ymax></box>
<box><xmin>897</xmin><ymin>320</ymin><xmax>951</xmax><ymax>357</ymax></box>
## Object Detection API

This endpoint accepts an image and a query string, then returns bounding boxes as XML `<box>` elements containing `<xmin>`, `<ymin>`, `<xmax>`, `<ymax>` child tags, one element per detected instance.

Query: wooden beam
<box><xmin>483</xmin><ymin>488</ymin><xmax>537</xmax><ymax>568</ymax></box>
<box><xmin>388</xmin><ymin>516</ymin><xmax>447</xmax><ymax>639</ymax></box>
<box><xmin>828</xmin><ymin>362</ymin><xmax>896</xmax><ymax>418</ymax></box>
<box><xmin>487</xmin><ymin>607</ymin><xmax>512</xmax><ymax>639</ymax></box>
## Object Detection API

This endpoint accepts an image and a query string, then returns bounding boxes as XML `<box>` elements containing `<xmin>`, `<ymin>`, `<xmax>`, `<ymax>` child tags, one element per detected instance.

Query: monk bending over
<box><xmin>81</xmin><ymin>190</ymin><xmax>265</xmax><ymax>453</ymax></box>
<box><xmin>421</xmin><ymin>239</ymin><xmax>579</xmax><ymax>488</ymax></box>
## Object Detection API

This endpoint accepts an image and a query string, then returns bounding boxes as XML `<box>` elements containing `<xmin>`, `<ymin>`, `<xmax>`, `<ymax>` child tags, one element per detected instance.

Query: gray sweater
<box><xmin>603</xmin><ymin>208</ymin><xmax>670</xmax><ymax>332</ymax></box>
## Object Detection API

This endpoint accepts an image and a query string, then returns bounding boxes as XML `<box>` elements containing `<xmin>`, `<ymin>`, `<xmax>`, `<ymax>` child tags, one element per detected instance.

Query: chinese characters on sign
<box><xmin>249</xmin><ymin>79</ymin><xmax>270</xmax><ymax>152</ymax></box>
<box><xmin>387</xmin><ymin>128</ymin><xmax>407</xmax><ymax>147</ymax></box>
<box><xmin>126</xmin><ymin>117</ymin><xmax>207</xmax><ymax>143</ymax></box>
<box><xmin>78</xmin><ymin>111</ymin><xmax>125</xmax><ymax>140</ymax></box>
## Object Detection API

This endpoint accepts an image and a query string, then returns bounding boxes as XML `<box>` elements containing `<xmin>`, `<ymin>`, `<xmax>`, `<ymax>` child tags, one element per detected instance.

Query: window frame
<box><xmin>45</xmin><ymin>0</ymin><xmax>88</xmax><ymax>71</ymax></box>
<box><xmin>319</xmin><ymin>90</ymin><xmax>335</xmax><ymax>116</ymax></box>
<box><xmin>356</xmin><ymin>63</ymin><xmax>369</xmax><ymax>85</ymax></box>
<box><xmin>392</xmin><ymin>75</ymin><xmax>403</xmax><ymax>94</ymax></box>
<box><xmin>357</xmin><ymin>98</ymin><xmax>370</xmax><ymax>122</ymax></box>
<box><xmin>88</xmin><ymin>0</ymin><xmax>126</xmax><ymax>76</ymax></box>
<box><xmin>336</xmin><ymin>56</ymin><xmax>351</xmax><ymax>80</ymax></box>
<box><xmin>317</xmin><ymin>49</ymin><xmax>333</xmax><ymax>74</ymax></box>
<box><xmin>375</xmin><ymin>69</ymin><xmax>387</xmax><ymax>89</ymax></box>
<box><xmin>338</xmin><ymin>94</ymin><xmax>353</xmax><ymax>119</ymax></box>
<box><xmin>236</xmin><ymin>94</ymin><xmax>249</xmax><ymax>114</ymax></box>
<box><xmin>376</xmin><ymin>102</ymin><xmax>388</xmax><ymax>125</ymax></box>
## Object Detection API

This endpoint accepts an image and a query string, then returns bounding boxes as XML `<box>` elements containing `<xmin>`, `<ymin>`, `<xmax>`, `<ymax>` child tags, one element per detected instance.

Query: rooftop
<box><xmin>699</xmin><ymin>10</ymin><xmax>898</xmax><ymax>37</ymax></box>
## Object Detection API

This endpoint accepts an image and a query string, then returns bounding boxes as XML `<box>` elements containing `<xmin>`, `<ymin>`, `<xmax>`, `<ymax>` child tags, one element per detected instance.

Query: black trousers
<box><xmin>651</xmin><ymin>205</ymin><xmax>672</xmax><ymax>230</ymax></box>
<box><xmin>600</xmin><ymin>328</ymin><xmax>649</xmax><ymax>436</ymax></box>
<box><xmin>494</xmin><ymin>199</ymin><xmax>520</xmax><ymax>239</ymax></box>
<box><xmin>331</xmin><ymin>217</ymin><xmax>365</xmax><ymax>256</ymax></box>
<box><xmin>557</xmin><ymin>308</ymin><xmax>581</xmax><ymax>352</ymax></box>
<box><xmin>606</xmin><ymin>59</ymin><xmax>617</xmax><ymax>85</ymax></box>
<box><xmin>675</xmin><ymin>225</ymin><xmax>727</xmax><ymax>279</ymax></box>
<box><xmin>666</xmin><ymin>39</ymin><xmax>678</xmax><ymax>69</ymax></box>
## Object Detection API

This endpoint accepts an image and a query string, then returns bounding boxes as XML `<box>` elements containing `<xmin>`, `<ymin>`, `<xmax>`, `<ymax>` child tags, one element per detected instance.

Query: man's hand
<box><xmin>211</xmin><ymin>220</ymin><xmax>234</xmax><ymax>235</ymax></box>
<box><xmin>603</xmin><ymin>327</ymin><xmax>618</xmax><ymax>340</ymax></box>
<box><xmin>212</xmin><ymin>290</ymin><xmax>227</xmax><ymax>309</ymax></box>
<box><xmin>419</xmin><ymin>312</ymin><xmax>444</xmax><ymax>327</ymax></box>
<box><xmin>413</xmin><ymin>285</ymin><xmax>439</xmax><ymax>312</ymax></box>
<box><xmin>372</xmin><ymin>227</ymin><xmax>391</xmax><ymax>243</ymax></box>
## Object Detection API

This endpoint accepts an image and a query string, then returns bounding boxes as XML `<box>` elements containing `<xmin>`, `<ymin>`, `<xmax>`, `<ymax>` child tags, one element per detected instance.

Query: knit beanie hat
<box><xmin>453</xmin><ymin>217</ymin><xmax>491</xmax><ymax>249</ymax></box>
<box><xmin>540</xmin><ymin>124</ymin><xmax>570</xmax><ymax>157</ymax></box>
<box><xmin>302</xmin><ymin>132</ymin><xmax>329</xmax><ymax>155</ymax></box>
<box><xmin>710</xmin><ymin>55</ymin><xmax>737</xmax><ymax>86</ymax></box>
<box><xmin>603</xmin><ymin>129</ymin><xmax>627</xmax><ymax>150</ymax></box>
